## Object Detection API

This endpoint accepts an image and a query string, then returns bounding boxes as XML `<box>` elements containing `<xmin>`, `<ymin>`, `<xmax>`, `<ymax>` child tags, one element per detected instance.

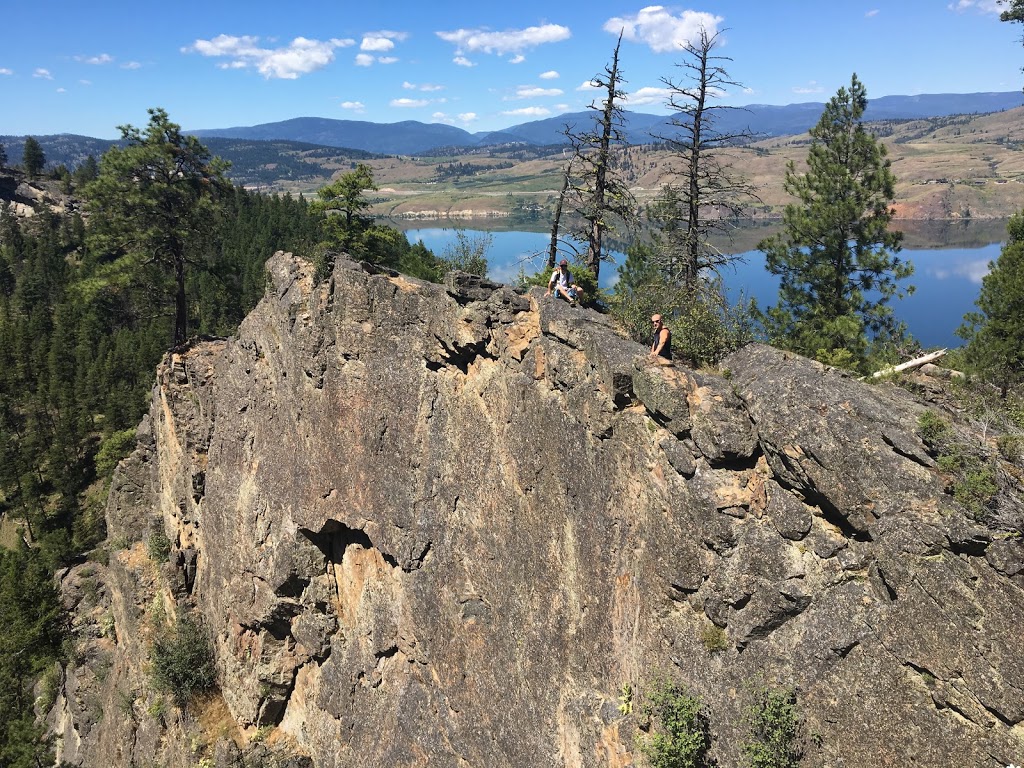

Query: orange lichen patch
<box><xmin>782</xmin><ymin>444</ymin><xmax>806</xmax><ymax>461</ymax></box>
<box><xmin>714</xmin><ymin>472</ymin><xmax>752</xmax><ymax>510</ymax></box>
<box><xmin>533</xmin><ymin>344</ymin><xmax>547</xmax><ymax>380</ymax></box>
<box><xmin>505</xmin><ymin>315</ymin><xmax>540</xmax><ymax>361</ymax></box>
<box><xmin>334</xmin><ymin>544</ymin><xmax>398</xmax><ymax>629</ymax></box>
<box><xmin>389</xmin><ymin>276</ymin><xmax>422</xmax><ymax>293</ymax></box>
<box><xmin>597</xmin><ymin>721</ymin><xmax>633</xmax><ymax>768</ymax></box>
<box><xmin>747</xmin><ymin>471</ymin><xmax>768</xmax><ymax>516</ymax></box>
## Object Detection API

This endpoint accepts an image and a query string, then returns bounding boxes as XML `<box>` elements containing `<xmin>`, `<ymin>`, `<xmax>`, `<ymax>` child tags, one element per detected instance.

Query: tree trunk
<box><xmin>548</xmin><ymin>168</ymin><xmax>571</xmax><ymax>270</ymax></box>
<box><xmin>174</xmin><ymin>256</ymin><xmax>187</xmax><ymax>347</ymax></box>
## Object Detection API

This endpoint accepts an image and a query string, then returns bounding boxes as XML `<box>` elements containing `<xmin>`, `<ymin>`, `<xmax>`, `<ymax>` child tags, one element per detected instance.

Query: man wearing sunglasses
<box><xmin>650</xmin><ymin>314</ymin><xmax>672</xmax><ymax>360</ymax></box>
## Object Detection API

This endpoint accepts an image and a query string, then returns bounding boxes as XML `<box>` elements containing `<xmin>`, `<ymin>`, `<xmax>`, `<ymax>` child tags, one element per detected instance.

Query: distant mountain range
<box><xmin>189</xmin><ymin>91</ymin><xmax>1024</xmax><ymax>155</ymax></box>
<box><xmin>3</xmin><ymin>91</ymin><xmax>1022</xmax><ymax>171</ymax></box>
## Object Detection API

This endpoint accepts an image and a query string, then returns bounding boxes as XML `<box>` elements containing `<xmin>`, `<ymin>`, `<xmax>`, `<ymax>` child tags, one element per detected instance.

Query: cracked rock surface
<box><xmin>54</xmin><ymin>253</ymin><xmax>1024</xmax><ymax>768</ymax></box>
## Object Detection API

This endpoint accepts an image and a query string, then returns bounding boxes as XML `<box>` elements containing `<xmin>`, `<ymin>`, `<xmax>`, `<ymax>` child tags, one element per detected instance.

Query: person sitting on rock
<box><xmin>546</xmin><ymin>259</ymin><xmax>575</xmax><ymax>302</ymax></box>
<box><xmin>650</xmin><ymin>313</ymin><xmax>672</xmax><ymax>360</ymax></box>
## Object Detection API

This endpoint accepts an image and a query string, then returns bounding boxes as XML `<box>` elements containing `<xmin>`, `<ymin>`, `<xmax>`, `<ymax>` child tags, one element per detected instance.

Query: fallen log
<box><xmin>864</xmin><ymin>348</ymin><xmax>948</xmax><ymax>380</ymax></box>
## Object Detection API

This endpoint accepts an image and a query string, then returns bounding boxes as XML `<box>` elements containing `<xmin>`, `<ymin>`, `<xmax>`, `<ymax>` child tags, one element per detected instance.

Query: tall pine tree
<box><xmin>21</xmin><ymin>137</ymin><xmax>45</xmax><ymax>179</ymax></box>
<box><xmin>759</xmin><ymin>74</ymin><xmax>912</xmax><ymax>371</ymax></box>
<box><xmin>85</xmin><ymin>108</ymin><xmax>231</xmax><ymax>347</ymax></box>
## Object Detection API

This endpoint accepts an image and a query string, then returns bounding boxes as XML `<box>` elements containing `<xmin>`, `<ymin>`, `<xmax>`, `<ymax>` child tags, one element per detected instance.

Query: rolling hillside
<box><xmin>4</xmin><ymin>96</ymin><xmax>1023</xmax><ymax>220</ymax></box>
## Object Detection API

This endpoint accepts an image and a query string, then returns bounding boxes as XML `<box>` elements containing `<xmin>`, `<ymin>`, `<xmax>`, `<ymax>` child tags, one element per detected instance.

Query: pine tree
<box><xmin>85</xmin><ymin>108</ymin><xmax>231</xmax><ymax>346</ymax></box>
<box><xmin>759</xmin><ymin>74</ymin><xmax>913</xmax><ymax>371</ymax></box>
<box><xmin>21</xmin><ymin>137</ymin><xmax>45</xmax><ymax>179</ymax></box>
<box><xmin>958</xmin><ymin>213</ymin><xmax>1024</xmax><ymax>394</ymax></box>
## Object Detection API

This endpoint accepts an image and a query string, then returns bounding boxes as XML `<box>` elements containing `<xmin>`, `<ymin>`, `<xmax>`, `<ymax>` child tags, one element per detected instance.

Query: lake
<box><xmin>401</xmin><ymin>220</ymin><xmax>1007</xmax><ymax>351</ymax></box>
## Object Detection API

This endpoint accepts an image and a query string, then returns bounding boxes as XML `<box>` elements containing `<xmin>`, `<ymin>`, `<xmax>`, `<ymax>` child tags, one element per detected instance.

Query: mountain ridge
<box><xmin>187</xmin><ymin>90</ymin><xmax>1024</xmax><ymax>154</ymax></box>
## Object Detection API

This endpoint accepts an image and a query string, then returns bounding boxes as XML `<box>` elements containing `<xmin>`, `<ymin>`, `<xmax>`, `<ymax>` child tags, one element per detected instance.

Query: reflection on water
<box><xmin>403</xmin><ymin>219</ymin><xmax>1007</xmax><ymax>350</ymax></box>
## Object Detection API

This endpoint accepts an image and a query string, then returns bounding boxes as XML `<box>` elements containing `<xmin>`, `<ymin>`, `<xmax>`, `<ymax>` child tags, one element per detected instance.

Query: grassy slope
<box><xmin>244</xmin><ymin>106</ymin><xmax>1024</xmax><ymax>221</ymax></box>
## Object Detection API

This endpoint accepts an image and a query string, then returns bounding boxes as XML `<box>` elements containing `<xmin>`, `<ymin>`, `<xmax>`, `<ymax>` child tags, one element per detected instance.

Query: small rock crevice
<box><xmin>427</xmin><ymin>334</ymin><xmax>497</xmax><ymax>374</ymax></box>
<box><xmin>300</xmin><ymin>521</ymin><xmax>400</xmax><ymax>570</ymax></box>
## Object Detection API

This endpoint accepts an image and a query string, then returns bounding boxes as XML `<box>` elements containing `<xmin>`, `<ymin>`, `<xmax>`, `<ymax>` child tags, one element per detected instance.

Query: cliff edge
<box><xmin>52</xmin><ymin>252</ymin><xmax>1023</xmax><ymax>768</ymax></box>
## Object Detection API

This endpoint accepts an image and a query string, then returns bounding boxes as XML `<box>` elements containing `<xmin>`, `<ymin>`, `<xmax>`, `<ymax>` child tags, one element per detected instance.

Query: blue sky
<box><xmin>2</xmin><ymin>1</ymin><xmax>1021</xmax><ymax>138</ymax></box>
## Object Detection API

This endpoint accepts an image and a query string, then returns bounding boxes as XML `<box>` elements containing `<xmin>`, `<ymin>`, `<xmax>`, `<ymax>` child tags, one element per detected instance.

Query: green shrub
<box><xmin>917</xmin><ymin>410</ymin><xmax>999</xmax><ymax>520</ymax></box>
<box><xmin>917</xmin><ymin>410</ymin><xmax>952</xmax><ymax>447</ymax></box>
<box><xmin>95</xmin><ymin>428</ymin><xmax>137</xmax><ymax>477</ymax></box>
<box><xmin>147</xmin><ymin>530</ymin><xmax>172</xmax><ymax>563</ymax></box>
<box><xmin>741</xmin><ymin>687</ymin><xmax>803</xmax><ymax>768</ymax></box>
<box><xmin>637</xmin><ymin>679</ymin><xmax>711</xmax><ymax>768</ymax></box>
<box><xmin>700</xmin><ymin>624</ymin><xmax>729</xmax><ymax>654</ymax></box>
<box><xmin>997</xmin><ymin>433</ymin><xmax>1024</xmax><ymax>463</ymax></box>
<box><xmin>150</xmin><ymin>614</ymin><xmax>216</xmax><ymax>707</ymax></box>
<box><xmin>952</xmin><ymin>467</ymin><xmax>999</xmax><ymax>516</ymax></box>
<box><xmin>311</xmin><ymin>243</ymin><xmax>336</xmax><ymax>283</ymax></box>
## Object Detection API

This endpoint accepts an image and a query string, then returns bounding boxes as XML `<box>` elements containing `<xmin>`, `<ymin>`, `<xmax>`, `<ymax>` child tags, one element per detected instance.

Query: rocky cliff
<box><xmin>52</xmin><ymin>252</ymin><xmax>1024</xmax><ymax>768</ymax></box>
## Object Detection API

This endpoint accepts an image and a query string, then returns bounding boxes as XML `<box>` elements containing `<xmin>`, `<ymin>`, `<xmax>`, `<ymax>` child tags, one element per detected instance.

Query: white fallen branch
<box><xmin>863</xmin><ymin>348</ymin><xmax>947</xmax><ymax>380</ymax></box>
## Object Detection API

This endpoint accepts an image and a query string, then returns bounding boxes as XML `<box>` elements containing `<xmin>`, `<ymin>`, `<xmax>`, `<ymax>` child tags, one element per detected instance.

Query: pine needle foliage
<box><xmin>759</xmin><ymin>75</ymin><xmax>913</xmax><ymax>372</ymax></box>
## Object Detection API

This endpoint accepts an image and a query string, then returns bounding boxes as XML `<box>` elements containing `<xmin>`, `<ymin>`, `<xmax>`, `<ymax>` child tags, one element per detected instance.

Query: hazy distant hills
<box><xmin>192</xmin><ymin>118</ymin><xmax>475</xmax><ymax>155</ymax></box>
<box><xmin>190</xmin><ymin>91</ymin><xmax>1024</xmax><ymax>155</ymax></box>
<box><xmin>2</xmin><ymin>90</ymin><xmax>1021</xmax><ymax>191</ymax></box>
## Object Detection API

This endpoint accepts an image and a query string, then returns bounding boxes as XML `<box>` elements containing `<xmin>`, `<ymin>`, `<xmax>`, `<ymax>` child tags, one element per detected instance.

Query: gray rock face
<box><xmin>56</xmin><ymin>253</ymin><xmax>1024</xmax><ymax>768</ymax></box>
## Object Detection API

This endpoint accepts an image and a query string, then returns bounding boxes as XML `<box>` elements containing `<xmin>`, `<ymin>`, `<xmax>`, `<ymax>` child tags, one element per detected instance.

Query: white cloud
<box><xmin>391</xmin><ymin>98</ymin><xmax>429</xmax><ymax>107</ymax></box>
<box><xmin>458</xmin><ymin>112</ymin><xmax>478</xmax><ymax>123</ymax></box>
<box><xmin>378</xmin><ymin>56</ymin><xmax>399</xmax><ymax>64</ymax></box>
<box><xmin>432</xmin><ymin>111</ymin><xmax>453</xmax><ymax>123</ymax></box>
<box><xmin>511</xmin><ymin>86</ymin><xmax>563</xmax><ymax>99</ymax></box>
<box><xmin>948</xmin><ymin>0</ymin><xmax>1001</xmax><ymax>12</ymax></box>
<box><xmin>501</xmin><ymin>106</ymin><xmax>551</xmax><ymax>117</ymax></box>
<box><xmin>0</xmin><ymin>68</ymin><xmax>13</xmax><ymax>76</ymax></box>
<box><xmin>121</xmin><ymin>61</ymin><xmax>142</xmax><ymax>70</ymax></box>
<box><xmin>354</xmin><ymin>53</ymin><xmax>375</xmax><ymax>67</ymax></box>
<box><xmin>361</xmin><ymin>36</ymin><xmax>395</xmax><ymax>52</ymax></box>
<box><xmin>34</xmin><ymin>68</ymin><xmax>53</xmax><ymax>79</ymax></box>
<box><xmin>79</xmin><ymin>79</ymin><xmax>92</xmax><ymax>85</ymax></box>
<box><xmin>56</xmin><ymin>87</ymin><xmax>66</xmax><ymax>93</ymax></box>
<box><xmin>539</xmin><ymin>70</ymin><xmax>559</xmax><ymax>80</ymax></box>
<box><xmin>866</xmin><ymin>9</ymin><xmax>880</xmax><ymax>17</ymax></box>
<box><xmin>576</xmin><ymin>79</ymin><xmax>601</xmax><ymax>91</ymax></box>
<box><xmin>928</xmin><ymin>259</ymin><xmax>990</xmax><ymax>283</ymax></box>
<box><xmin>510</xmin><ymin>54</ymin><xmax>526</xmax><ymax>64</ymax></box>
<box><xmin>184</xmin><ymin>34</ymin><xmax>355</xmax><ymax>79</ymax></box>
<box><xmin>453</xmin><ymin>56</ymin><xmax>476</xmax><ymax>67</ymax></box>
<box><xmin>792</xmin><ymin>80</ymin><xmax>824</xmax><ymax>95</ymax></box>
<box><xmin>605</xmin><ymin>6</ymin><xmax>723</xmax><ymax>53</ymax></box>
<box><xmin>75</xmin><ymin>53</ymin><xmax>114</xmax><ymax>65</ymax></box>
<box><xmin>436</xmin><ymin>24</ymin><xmax>571</xmax><ymax>55</ymax></box>
<box><xmin>624</xmin><ymin>86</ymin><xmax>672</xmax><ymax>106</ymax></box>
<box><xmin>340</xmin><ymin>101</ymin><xmax>365</xmax><ymax>111</ymax></box>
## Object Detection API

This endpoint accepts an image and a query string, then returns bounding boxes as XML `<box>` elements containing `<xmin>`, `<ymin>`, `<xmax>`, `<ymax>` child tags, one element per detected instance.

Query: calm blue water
<box><xmin>404</xmin><ymin>226</ymin><xmax>1002</xmax><ymax>350</ymax></box>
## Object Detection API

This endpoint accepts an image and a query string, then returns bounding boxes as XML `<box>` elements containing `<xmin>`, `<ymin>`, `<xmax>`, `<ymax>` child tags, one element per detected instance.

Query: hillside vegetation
<box><xmin>355</xmin><ymin>107</ymin><xmax>1024</xmax><ymax>221</ymax></box>
<box><xmin>6</xmin><ymin>106</ymin><xmax>1023</xmax><ymax>221</ymax></box>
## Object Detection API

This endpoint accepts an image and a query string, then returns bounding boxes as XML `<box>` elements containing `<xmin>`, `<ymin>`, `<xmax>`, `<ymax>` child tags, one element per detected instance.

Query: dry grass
<box><xmin>282</xmin><ymin>106</ymin><xmax>1024</xmax><ymax>221</ymax></box>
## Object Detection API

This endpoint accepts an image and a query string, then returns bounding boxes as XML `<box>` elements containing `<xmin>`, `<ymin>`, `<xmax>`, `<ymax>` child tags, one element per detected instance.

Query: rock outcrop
<box><xmin>52</xmin><ymin>252</ymin><xmax>1024</xmax><ymax>768</ymax></box>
